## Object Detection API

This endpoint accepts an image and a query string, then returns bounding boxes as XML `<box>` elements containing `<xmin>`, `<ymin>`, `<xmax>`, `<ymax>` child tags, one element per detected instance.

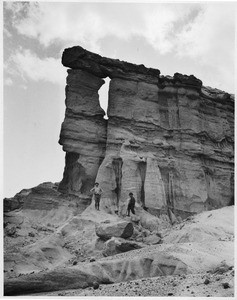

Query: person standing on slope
<box><xmin>90</xmin><ymin>182</ymin><xmax>103</xmax><ymax>211</ymax></box>
<box><xmin>127</xmin><ymin>192</ymin><xmax>136</xmax><ymax>216</ymax></box>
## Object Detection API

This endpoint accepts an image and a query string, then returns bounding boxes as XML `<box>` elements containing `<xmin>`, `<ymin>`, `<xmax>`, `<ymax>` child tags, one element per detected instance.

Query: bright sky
<box><xmin>3</xmin><ymin>1</ymin><xmax>236</xmax><ymax>198</ymax></box>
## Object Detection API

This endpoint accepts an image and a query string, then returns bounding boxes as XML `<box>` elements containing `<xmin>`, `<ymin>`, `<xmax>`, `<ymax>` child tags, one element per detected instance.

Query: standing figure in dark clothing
<box><xmin>127</xmin><ymin>192</ymin><xmax>136</xmax><ymax>216</ymax></box>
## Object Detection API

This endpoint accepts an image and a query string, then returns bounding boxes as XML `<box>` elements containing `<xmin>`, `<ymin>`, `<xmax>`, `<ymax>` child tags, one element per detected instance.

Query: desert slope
<box><xmin>4</xmin><ymin>186</ymin><xmax>234</xmax><ymax>296</ymax></box>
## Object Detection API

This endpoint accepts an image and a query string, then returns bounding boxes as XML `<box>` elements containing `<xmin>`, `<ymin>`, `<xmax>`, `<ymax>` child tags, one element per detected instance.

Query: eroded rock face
<box><xmin>59</xmin><ymin>46</ymin><xmax>234</xmax><ymax>218</ymax></box>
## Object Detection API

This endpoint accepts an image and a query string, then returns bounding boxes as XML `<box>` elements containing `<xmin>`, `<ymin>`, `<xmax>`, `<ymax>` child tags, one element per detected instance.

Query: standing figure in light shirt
<box><xmin>90</xmin><ymin>182</ymin><xmax>103</xmax><ymax>210</ymax></box>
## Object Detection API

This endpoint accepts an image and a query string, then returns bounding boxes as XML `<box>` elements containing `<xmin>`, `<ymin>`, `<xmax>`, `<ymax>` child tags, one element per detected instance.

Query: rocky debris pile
<box><xmin>57</xmin><ymin>263</ymin><xmax>234</xmax><ymax>297</ymax></box>
<box><xmin>4</xmin><ymin>196</ymin><xmax>234</xmax><ymax>296</ymax></box>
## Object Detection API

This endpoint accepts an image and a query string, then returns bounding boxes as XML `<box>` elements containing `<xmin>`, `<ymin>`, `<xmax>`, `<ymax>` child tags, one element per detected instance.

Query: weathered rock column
<box><xmin>58</xmin><ymin>69</ymin><xmax>107</xmax><ymax>196</ymax></box>
<box><xmin>144</xmin><ymin>157</ymin><xmax>167</xmax><ymax>209</ymax></box>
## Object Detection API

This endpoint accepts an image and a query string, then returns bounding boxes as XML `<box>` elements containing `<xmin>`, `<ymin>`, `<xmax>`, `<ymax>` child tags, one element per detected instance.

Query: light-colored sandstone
<box><xmin>95</xmin><ymin>220</ymin><xmax>134</xmax><ymax>240</ymax></box>
<box><xmin>58</xmin><ymin>45</ymin><xmax>234</xmax><ymax>219</ymax></box>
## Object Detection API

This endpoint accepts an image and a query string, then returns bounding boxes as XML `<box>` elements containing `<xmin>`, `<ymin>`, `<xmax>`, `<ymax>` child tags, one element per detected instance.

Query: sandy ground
<box><xmin>4</xmin><ymin>199</ymin><xmax>235</xmax><ymax>297</ymax></box>
<box><xmin>32</xmin><ymin>269</ymin><xmax>234</xmax><ymax>297</ymax></box>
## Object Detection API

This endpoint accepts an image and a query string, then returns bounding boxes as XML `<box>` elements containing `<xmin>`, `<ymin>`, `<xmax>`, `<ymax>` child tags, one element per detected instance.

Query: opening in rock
<box><xmin>98</xmin><ymin>77</ymin><xmax>110</xmax><ymax>119</ymax></box>
<box><xmin>58</xmin><ymin>152</ymin><xmax>80</xmax><ymax>194</ymax></box>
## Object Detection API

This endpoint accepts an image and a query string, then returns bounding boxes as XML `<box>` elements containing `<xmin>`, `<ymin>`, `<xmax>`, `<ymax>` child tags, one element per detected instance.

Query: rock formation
<box><xmin>59</xmin><ymin>45</ymin><xmax>234</xmax><ymax>220</ymax></box>
<box><xmin>95</xmin><ymin>220</ymin><xmax>134</xmax><ymax>240</ymax></box>
<box><xmin>3</xmin><ymin>46</ymin><xmax>235</xmax><ymax>297</ymax></box>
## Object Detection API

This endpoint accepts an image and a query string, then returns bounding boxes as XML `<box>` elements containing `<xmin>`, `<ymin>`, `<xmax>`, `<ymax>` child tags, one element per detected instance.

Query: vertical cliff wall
<box><xmin>59</xmin><ymin>46</ymin><xmax>234</xmax><ymax>218</ymax></box>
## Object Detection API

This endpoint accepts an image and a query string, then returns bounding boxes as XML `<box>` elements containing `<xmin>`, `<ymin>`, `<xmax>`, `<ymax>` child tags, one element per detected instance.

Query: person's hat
<box><xmin>95</xmin><ymin>182</ymin><xmax>99</xmax><ymax>185</ymax></box>
<box><xmin>129</xmin><ymin>192</ymin><xmax>133</xmax><ymax>196</ymax></box>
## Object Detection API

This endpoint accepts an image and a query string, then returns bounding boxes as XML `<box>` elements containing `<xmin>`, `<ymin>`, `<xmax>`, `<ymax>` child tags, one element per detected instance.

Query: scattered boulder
<box><xmin>95</xmin><ymin>220</ymin><xmax>134</xmax><ymax>240</ymax></box>
<box><xmin>103</xmin><ymin>220</ymin><xmax>111</xmax><ymax>224</ymax></box>
<box><xmin>143</xmin><ymin>234</ymin><xmax>162</xmax><ymax>245</ymax></box>
<box><xmin>130</xmin><ymin>215</ymin><xmax>140</xmax><ymax>223</ymax></box>
<box><xmin>204</xmin><ymin>278</ymin><xmax>210</xmax><ymax>285</ymax></box>
<box><xmin>169</xmin><ymin>209</ymin><xmax>178</xmax><ymax>225</ymax></box>
<box><xmin>154</xmin><ymin>231</ymin><xmax>162</xmax><ymax>238</ymax></box>
<box><xmin>4</xmin><ymin>215</ymin><xmax>24</xmax><ymax>226</ymax></box>
<box><xmin>138</xmin><ymin>212</ymin><xmax>161</xmax><ymax>231</ymax></box>
<box><xmin>222</xmin><ymin>282</ymin><xmax>230</xmax><ymax>289</ymax></box>
<box><xmin>141</xmin><ymin>229</ymin><xmax>150</xmax><ymax>237</ymax></box>
<box><xmin>103</xmin><ymin>237</ymin><xmax>143</xmax><ymax>256</ymax></box>
<box><xmin>4</xmin><ymin>267</ymin><xmax>104</xmax><ymax>295</ymax></box>
<box><xmin>135</xmin><ymin>234</ymin><xmax>143</xmax><ymax>242</ymax></box>
<box><xmin>5</xmin><ymin>225</ymin><xmax>17</xmax><ymax>237</ymax></box>
<box><xmin>211</xmin><ymin>262</ymin><xmax>230</xmax><ymax>274</ymax></box>
<box><xmin>130</xmin><ymin>227</ymin><xmax>140</xmax><ymax>239</ymax></box>
<box><xmin>92</xmin><ymin>282</ymin><xmax>100</xmax><ymax>289</ymax></box>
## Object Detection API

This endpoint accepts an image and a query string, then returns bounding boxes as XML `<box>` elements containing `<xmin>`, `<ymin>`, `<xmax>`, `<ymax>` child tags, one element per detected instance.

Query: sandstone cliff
<box><xmin>59</xmin><ymin>46</ymin><xmax>234</xmax><ymax>220</ymax></box>
<box><xmin>4</xmin><ymin>46</ymin><xmax>235</xmax><ymax>297</ymax></box>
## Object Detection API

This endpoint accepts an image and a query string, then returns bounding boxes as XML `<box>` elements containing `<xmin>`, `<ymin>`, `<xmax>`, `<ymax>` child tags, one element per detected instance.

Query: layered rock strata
<box><xmin>59</xmin><ymin>46</ymin><xmax>234</xmax><ymax>218</ymax></box>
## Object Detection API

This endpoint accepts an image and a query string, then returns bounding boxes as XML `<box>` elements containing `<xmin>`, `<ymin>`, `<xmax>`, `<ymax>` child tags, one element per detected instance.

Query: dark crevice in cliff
<box><xmin>58</xmin><ymin>152</ymin><xmax>80</xmax><ymax>194</ymax></box>
<box><xmin>167</xmin><ymin>172</ymin><xmax>175</xmax><ymax>213</ymax></box>
<box><xmin>112</xmin><ymin>158</ymin><xmax>123</xmax><ymax>207</ymax></box>
<box><xmin>98</xmin><ymin>77</ymin><xmax>110</xmax><ymax>120</ymax></box>
<box><xmin>138</xmin><ymin>161</ymin><xmax>147</xmax><ymax>206</ymax></box>
<box><xmin>59</xmin><ymin>152</ymin><xmax>98</xmax><ymax>196</ymax></box>
<box><xmin>198</xmin><ymin>154</ymin><xmax>234</xmax><ymax>168</ymax></box>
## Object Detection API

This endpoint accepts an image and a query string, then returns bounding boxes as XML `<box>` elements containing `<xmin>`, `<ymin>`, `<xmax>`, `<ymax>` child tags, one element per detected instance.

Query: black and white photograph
<box><xmin>2</xmin><ymin>1</ymin><xmax>235</xmax><ymax>297</ymax></box>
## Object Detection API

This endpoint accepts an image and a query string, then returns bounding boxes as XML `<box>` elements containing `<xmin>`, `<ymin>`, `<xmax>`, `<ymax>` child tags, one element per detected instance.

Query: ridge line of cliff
<box><xmin>62</xmin><ymin>46</ymin><xmax>234</xmax><ymax>99</ymax></box>
<box><xmin>62</xmin><ymin>46</ymin><xmax>204</xmax><ymax>90</ymax></box>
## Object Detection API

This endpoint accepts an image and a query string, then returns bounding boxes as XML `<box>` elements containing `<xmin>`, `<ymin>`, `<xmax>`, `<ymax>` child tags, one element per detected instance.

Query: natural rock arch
<box><xmin>58</xmin><ymin>45</ymin><xmax>234</xmax><ymax>219</ymax></box>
